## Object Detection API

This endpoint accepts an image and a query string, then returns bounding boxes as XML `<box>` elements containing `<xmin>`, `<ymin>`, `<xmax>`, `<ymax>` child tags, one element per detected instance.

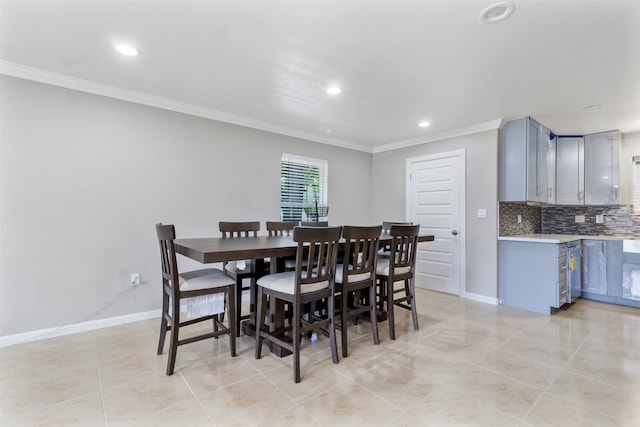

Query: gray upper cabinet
<box><xmin>584</xmin><ymin>130</ymin><xmax>621</xmax><ymax>205</ymax></box>
<box><xmin>499</xmin><ymin>117</ymin><xmax>556</xmax><ymax>203</ymax></box>
<box><xmin>556</xmin><ymin>136</ymin><xmax>585</xmax><ymax>205</ymax></box>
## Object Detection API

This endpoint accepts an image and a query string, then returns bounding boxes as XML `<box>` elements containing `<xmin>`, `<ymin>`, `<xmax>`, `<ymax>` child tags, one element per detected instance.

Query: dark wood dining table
<box><xmin>174</xmin><ymin>232</ymin><xmax>434</xmax><ymax>356</ymax></box>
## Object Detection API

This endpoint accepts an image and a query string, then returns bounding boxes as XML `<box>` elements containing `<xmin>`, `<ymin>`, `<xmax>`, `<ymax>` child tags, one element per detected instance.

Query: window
<box><xmin>633</xmin><ymin>156</ymin><xmax>640</xmax><ymax>215</ymax></box>
<box><xmin>280</xmin><ymin>153</ymin><xmax>328</xmax><ymax>222</ymax></box>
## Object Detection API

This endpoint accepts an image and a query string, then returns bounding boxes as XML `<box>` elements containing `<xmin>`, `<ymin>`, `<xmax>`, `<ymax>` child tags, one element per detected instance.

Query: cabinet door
<box><xmin>538</xmin><ymin>125</ymin><xmax>556</xmax><ymax>204</ymax></box>
<box><xmin>583</xmin><ymin>240</ymin><xmax>608</xmax><ymax>295</ymax></box>
<box><xmin>527</xmin><ymin>118</ymin><xmax>555</xmax><ymax>203</ymax></box>
<box><xmin>556</xmin><ymin>137</ymin><xmax>584</xmax><ymax>205</ymax></box>
<box><xmin>622</xmin><ymin>263</ymin><xmax>640</xmax><ymax>301</ymax></box>
<box><xmin>527</xmin><ymin>119</ymin><xmax>541</xmax><ymax>202</ymax></box>
<box><xmin>584</xmin><ymin>131</ymin><xmax>620</xmax><ymax>204</ymax></box>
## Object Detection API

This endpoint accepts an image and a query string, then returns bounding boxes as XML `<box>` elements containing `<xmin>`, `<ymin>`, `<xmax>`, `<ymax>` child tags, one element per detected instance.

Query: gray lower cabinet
<box><xmin>622</xmin><ymin>248</ymin><xmax>640</xmax><ymax>307</ymax></box>
<box><xmin>580</xmin><ymin>239</ymin><xmax>640</xmax><ymax>307</ymax></box>
<box><xmin>499</xmin><ymin>240</ymin><xmax>567</xmax><ymax>315</ymax></box>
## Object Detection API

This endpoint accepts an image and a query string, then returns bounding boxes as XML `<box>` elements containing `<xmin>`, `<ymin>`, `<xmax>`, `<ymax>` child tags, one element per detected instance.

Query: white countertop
<box><xmin>498</xmin><ymin>234</ymin><xmax>633</xmax><ymax>244</ymax></box>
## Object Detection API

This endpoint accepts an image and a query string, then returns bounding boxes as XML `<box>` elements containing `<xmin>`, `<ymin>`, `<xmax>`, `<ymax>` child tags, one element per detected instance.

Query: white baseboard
<box><xmin>0</xmin><ymin>309</ymin><xmax>161</xmax><ymax>348</ymax></box>
<box><xmin>461</xmin><ymin>292</ymin><xmax>499</xmax><ymax>305</ymax></box>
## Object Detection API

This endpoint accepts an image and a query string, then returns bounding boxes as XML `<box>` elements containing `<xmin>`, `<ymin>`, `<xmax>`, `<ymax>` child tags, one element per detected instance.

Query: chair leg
<box><xmin>408</xmin><ymin>279</ymin><xmax>419</xmax><ymax>331</ymax></box>
<box><xmin>255</xmin><ymin>287</ymin><xmax>266</xmax><ymax>359</ymax></box>
<box><xmin>157</xmin><ymin>292</ymin><xmax>169</xmax><ymax>355</ymax></box>
<box><xmin>340</xmin><ymin>289</ymin><xmax>348</xmax><ymax>357</ymax></box>
<box><xmin>236</xmin><ymin>279</ymin><xmax>243</xmax><ymax>337</ymax></box>
<box><xmin>293</xmin><ymin>300</ymin><xmax>301</xmax><ymax>383</ymax></box>
<box><xmin>328</xmin><ymin>292</ymin><xmax>339</xmax><ymax>365</ymax></box>
<box><xmin>387</xmin><ymin>279</ymin><xmax>396</xmax><ymax>341</ymax></box>
<box><xmin>224</xmin><ymin>286</ymin><xmax>235</xmax><ymax>357</ymax></box>
<box><xmin>166</xmin><ymin>307</ymin><xmax>179</xmax><ymax>376</ymax></box>
<box><xmin>369</xmin><ymin>284</ymin><xmax>380</xmax><ymax>346</ymax></box>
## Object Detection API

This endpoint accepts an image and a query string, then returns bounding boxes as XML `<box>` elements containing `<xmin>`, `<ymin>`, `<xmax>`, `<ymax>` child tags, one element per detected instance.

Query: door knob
<box><xmin>451</xmin><ymin>230</ymin><xmax>458</xmax><ymax>235</ymax></box>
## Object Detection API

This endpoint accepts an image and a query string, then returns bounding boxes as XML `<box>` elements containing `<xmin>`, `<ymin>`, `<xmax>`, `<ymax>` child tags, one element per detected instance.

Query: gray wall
<box><xmin>371</xmin><ymin>131</ymin><xmax>499</xmax><ymax>299</ymax></box>
<box><xmin>0</xmin><ymin>75</ymin><xmax>373</xmax><ymax>336</ymax></box>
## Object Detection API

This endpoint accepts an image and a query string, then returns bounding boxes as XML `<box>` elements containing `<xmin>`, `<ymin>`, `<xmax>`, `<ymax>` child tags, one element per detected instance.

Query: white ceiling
<box><xmin>1</xmin><ymin>0</ymin><xmax>639</xmax><ymax>153</ymax></box>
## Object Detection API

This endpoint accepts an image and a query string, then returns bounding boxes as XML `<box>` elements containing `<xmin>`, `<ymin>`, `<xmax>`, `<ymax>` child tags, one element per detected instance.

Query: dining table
<box><xmin>174</xmin><ymin>231</ymin><xmax>435</xmax><ymax>356</ymax></box>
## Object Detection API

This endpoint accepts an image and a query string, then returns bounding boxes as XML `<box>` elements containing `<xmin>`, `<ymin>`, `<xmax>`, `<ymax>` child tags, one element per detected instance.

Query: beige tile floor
<box><xmin>1</xmin><ymin>290</ymin><xmax>639</xmax><ymax>426</ymax></box>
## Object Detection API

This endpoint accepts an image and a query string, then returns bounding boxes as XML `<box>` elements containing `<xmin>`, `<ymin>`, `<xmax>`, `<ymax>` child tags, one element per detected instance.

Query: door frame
<box><xmin>405</xmin><ymin>149</ymin><xmax>466</xmax><ymax>296</ymax></box>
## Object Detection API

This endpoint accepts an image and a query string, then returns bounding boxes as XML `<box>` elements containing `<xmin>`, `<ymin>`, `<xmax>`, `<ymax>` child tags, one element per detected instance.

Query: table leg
<box><xmin>241</xmin><ymin>257</ymin><xmax>292</xmax><ymax>357</ymax></box>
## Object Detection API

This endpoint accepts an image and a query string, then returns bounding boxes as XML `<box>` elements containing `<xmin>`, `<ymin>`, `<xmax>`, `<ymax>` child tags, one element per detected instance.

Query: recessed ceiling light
<box><xmin>114</xmin><ymin>44</ymin><xmax>139</xmax><ymax>56</ymax></box>
<box><xmin>326</xmin><ymin>86</ymin><xmax>341</xmax><ymax>95</ymax></box>
<box><xmin>479</xmin><ymin>2</ymin><xmax>515</xmax><ymax>23</ymax></box>
<box><xmin>582</xmin><ymin>104</ymin><xmax>602</xmax><ymax>110</ymax></box>
<box><xmin>418</xmin><ymin>121</ymin><xmax>430</xmax><ymax>128</ymax></box>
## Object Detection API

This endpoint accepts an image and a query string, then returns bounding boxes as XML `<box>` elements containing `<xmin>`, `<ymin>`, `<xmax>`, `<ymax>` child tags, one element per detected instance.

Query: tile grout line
<box><xmin>92</xmin><ymin>332</ymin><xmax>109</xmax><ymax>427</ymax></box>
<box><xmin>179</xmin><ymin>370</ymin><xmax>217</xmax><ymax>426</ymax></box>
<box><xmin>519</xmin><ymin>331</ymin><xmax>591</xmax><ymax>422</ymax></box>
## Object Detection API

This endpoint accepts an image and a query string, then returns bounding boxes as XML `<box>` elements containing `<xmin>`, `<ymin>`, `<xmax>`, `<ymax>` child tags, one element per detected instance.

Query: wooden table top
<box><xmin>174</xmin><ymin>233</ymin><xmax>434</xmax><ymax>264</ymax></box>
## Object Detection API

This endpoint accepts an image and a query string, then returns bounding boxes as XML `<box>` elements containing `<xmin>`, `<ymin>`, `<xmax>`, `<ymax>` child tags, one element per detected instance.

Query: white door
<box><xmin>407</xmin><ymin>150</ymin><xmax>465</xmax><ymax>295</ymax></box>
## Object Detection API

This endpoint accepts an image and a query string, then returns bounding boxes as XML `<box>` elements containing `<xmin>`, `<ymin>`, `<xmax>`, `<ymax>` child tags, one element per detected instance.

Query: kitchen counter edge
<box><xmin>498</xmin><ymin>234</ymin><xmax>633</xmax><ymax>244</ymax></box>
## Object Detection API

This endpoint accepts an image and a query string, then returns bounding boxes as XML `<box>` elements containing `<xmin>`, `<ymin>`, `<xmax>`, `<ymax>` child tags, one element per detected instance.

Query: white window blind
<box><xmin>633</xmin><ymin>156</ymin><xmax>640</xmax><ymax>215</ymax></box>
<box><xmin>280</xmin><ymin>153</ymin><xmax>328</xmax><ymax>222</ymax></box>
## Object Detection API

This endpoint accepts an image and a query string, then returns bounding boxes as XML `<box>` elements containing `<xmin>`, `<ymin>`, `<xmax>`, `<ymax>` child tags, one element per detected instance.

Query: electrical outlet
<box><xmin>131</xmin><ymin>273</ymin><xmax>140</xmax><ymax>286</ymax></box>
<box><xmin>517</xmin><ymin>215</ymin><xmax>522</xmax><ymax>224</ymax></box>
<box><xmin>596</xmin><ymin>215</ymin><xmax>604</xmax><ymax>224</ymax></box>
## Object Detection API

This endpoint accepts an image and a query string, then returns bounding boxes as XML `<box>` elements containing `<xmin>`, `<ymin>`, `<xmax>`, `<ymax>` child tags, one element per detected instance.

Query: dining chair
<box><xmin>300</xmin><ymin>221</ymin><xmax>329</xmax><ymax>227</ymax></box>
<box><xmin>376</xmin><ymin>224</ymin><xmax>420</xmax><ymax>340</ymax></box>
<box><xmin>266</xmin><ymin>221</ymin><xmax>298</xmax><ymax>272</ymax></box>
<box><xmin>255</xmin><ymin>226</ymin><xmax>342</xmax><ymax>383</ymax></box>
<box><xmin>335</xmin><ymin>225</ymin><xmax>382</xmax><ymax>357</ymax></box>
<box><xmin>219</xmin><ymin>221</ymin><xmax>261</xmax><ymax>336</ymax></box>
<box><xmin>379</xmin><ymin>221</ymin><xmax>412</xmax><ymax>259</ymax></box>
<box><xmin>155</xmin><ymin>223</ymin><xmax>236</xmax><ymax>375</ymax></box>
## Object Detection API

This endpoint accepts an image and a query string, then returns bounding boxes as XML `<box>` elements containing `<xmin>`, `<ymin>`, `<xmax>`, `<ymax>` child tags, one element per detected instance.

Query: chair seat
<box><xmin>376</xmin><ymin>259</ymin><xmax>411</xmax><ymax>276</ymax></box>
<box><xmin>335</xmin><ymin>265</ymin><xmax>372</xmax><ymax>284</ymax></box>
<box><xmin>178</xmin><ymin>268</ymin><xmax>236</xmax><ymax>291</ymax></box>
<box><xmin>224</xmin><ymin>260</ymin><xmax>252</xmax><ymax>274</ymax></box>
<box><xmin>377</xmin><ymin>250</ymin><xmax>390</xmax><ymax>259</ymax></box>
<box><xmin>257</xmin><ymin>271</ymin><xmax>329</xmax><ymax>294</ymax></box>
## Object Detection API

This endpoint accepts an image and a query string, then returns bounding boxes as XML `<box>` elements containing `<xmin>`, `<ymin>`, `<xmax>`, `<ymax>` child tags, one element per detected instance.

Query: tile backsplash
<box><xmin>499</xmin><ymin>203</ymin><xmax>640</xmax><ymax>237</ymax></box>
<box><xmin>499</xmin><ymin>203</ymin><xmax>541</xmax><ymax>235</ymax></box>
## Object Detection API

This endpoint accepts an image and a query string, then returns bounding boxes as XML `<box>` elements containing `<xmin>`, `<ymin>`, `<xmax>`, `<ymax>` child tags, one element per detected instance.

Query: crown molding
<box><xmin>622</xmin><ymin>131</ymin><xmax>640</xmax><ymax>139</ymax></box>
<box><xmin>372</xmin><ymin>119</ymin><xmax>504</xmax><ymax>153</ymax></box>
<box><xmin>0</xmin><ymin>61</ymin><xmax>373</xmax><ymax>153</ymax></box>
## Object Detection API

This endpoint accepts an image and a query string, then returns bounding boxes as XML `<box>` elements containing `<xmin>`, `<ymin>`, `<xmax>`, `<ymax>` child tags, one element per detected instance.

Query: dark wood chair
<box><xmin>300</xmin><ymin>221</ymin><xmax>329</xmax><ymax>227</ymax></box>
<box><xmin>266</xmin><ymin>221</ymin><xmax>298</xmax><ymax>236</ymax></box>
<box><xmin>335</xmin><ymin>225</ymin><xmax>382</xmax><ymax>357</ymax></box>
<box><xmin>266</xmin><ymin>221</ymin><xmax>298</xmax><ymax>271</ymax></box>
<box><xmin>219</xmin><ymin>221</ymin><xmax>260</xmax><ymax>336</ymax></box>
<box><xmin>379</xmin><ymin>221</ymin><xmax>412</xmax><ymax>259</ymax></box>
<box><xmin>376</xmin><ymin>224</ymin><xmax>420</xmax><ymax>340</ymax></box>
<box><xmin>255</xmin><ymin>226</ymin><xmax>342</xmax><ymax>383</ymax></box>
<box><xmin>156</xmin><ymin>224</ymin><xmax>236</xmax><ymax>375</ymax></box>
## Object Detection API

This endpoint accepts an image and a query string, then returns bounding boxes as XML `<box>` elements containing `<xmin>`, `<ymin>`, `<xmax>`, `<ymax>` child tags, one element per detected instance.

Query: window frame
<box><xmin>633</xmin><ymin>156</ymin><xmax>640</xmax><ymax>215</ymax></box>
<box><xmin>280</xmin><ymin>153</ymin><xmax>328</xmax><ymax>222</ymax></box>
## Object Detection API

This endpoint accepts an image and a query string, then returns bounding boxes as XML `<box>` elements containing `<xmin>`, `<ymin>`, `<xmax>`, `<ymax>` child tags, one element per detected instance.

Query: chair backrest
<box><xmin>299</xmin><ymin>221</ymin><xmax>329</xmax><ymax>227</ymax></box>
<box><xmin>266</xmin><ymin>221</ymin><xmax>298</xmax><ymax>236</ymax></box>
<box><xmin>156</xmin><ymin>223</ymin><xmax>179</xmax><ymax>292</ymax></box>
<box><xmin>341</xmin><ymin>225</ymin><xmax>383</xmax><ymax>281</ymax></box>
<box><xmin>293</xmin><ymin>226</ymin><xmax>342</xmax><ymax>295</ymax></box>
<box><xmin>382</xmin><ymin>221</ymin><xmax>412</xmax><ymax>234</ymax></box>
<box><xmin>389</xmin><ymin>224</ymin><xmax>420</xmax><ymax>276</ymax></box>
<box><xmin>219</xmin><ymin>221</ymin><xmax>260</xmax><ymax>238</ymax></box>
